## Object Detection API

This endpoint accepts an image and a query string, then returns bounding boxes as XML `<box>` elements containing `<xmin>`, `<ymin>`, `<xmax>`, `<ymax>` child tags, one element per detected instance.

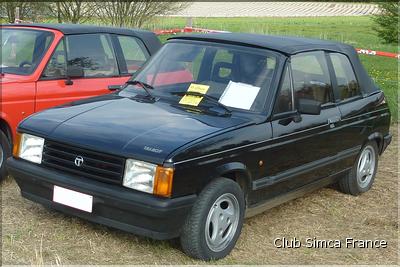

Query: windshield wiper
<box><xmin>126</xmin><ymin>80</ymin><xmax>156</xmax><ymax>101</ymax></box>
<box><xmin>171</xmin><ymin>91</ymin><xmax>232</xmax><ymax>115</ymax></box>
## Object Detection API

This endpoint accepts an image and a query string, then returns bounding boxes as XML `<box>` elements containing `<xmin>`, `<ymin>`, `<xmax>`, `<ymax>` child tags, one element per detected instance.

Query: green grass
<box><xmin>147</xmin><ymin>16</ymin><xmax>398</xmax><ymax>122</ymax></box>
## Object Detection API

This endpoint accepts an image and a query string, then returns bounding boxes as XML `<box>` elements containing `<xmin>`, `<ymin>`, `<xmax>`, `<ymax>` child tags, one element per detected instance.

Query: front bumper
<box><xmin>7</xmin><ymin>158</ymin><xmax>196</xmax><ymax>240</ymax></box>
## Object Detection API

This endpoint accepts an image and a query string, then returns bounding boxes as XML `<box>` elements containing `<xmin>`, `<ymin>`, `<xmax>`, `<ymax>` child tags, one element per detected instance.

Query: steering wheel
<box><xmin>19</xmin><ymin>61</ymin><xmax>32</xmax><ymax>68</ymax></box>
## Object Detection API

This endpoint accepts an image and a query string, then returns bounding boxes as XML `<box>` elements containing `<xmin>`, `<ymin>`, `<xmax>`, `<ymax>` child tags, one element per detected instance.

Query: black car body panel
<box><xmin>19</xmin><ymin>94</ymin><xmax>252</xmax><ymax>165</ymax></box>
<box><xmin>9</xmin><ymin>33</ymin><xmax>391</xmax><ymax>240</ymax></box>
<box><xmin>169</xmin><ymin>92</ymin><xmax>390</xmax><ymax>204</ymax></box>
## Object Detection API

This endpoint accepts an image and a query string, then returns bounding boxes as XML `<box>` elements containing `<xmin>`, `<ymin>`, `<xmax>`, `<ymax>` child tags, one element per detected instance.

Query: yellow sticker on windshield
<box><xmin>179</xmin><ymin>83</ymin><xmax>210</xmax><ymax>106</ymax></box>
<box><xmin>187</xmin><ymin>83</ymin><xmax>210</xmax><ymax>94</ymax></box>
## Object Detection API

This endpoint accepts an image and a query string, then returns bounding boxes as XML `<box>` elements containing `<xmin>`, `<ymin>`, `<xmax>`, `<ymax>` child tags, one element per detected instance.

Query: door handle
<box><xmin>328</xmin><ymin>116</ymin><xmax>341</xmax><ymax>127</ymax></box>
<box><xmin>108</xmin><ymin>85</ymin><xmax>122</xmax><ymax>91</ymax></box>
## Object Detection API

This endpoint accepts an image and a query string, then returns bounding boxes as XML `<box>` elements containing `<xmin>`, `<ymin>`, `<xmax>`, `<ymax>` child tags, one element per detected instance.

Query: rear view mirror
<box><xmin>297</xmin><ymin>98</ymin><xmax>322</xmax><ymax>115</ymax></box>
<box><xmin>66</xmin><ymin>65</ymin><xmax>84</xmax><ymax>78</ymax></box>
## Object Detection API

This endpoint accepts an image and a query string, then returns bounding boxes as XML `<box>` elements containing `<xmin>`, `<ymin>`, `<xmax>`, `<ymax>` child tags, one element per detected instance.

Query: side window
<box><xmin>42</xmin><ymin>39</ymin><xmax>66</xmax><ymax>79</ymax></box>
<box><xmin>66</xmin><ymin>34</ymin><xmax>118</xmax><ymax>77</ymax></box>
<box><xmin>291</xmin><ymin>51</ymin><xmax>332</xmax><ymax>106</ymax></box>
<box><xmin>117</xmin><ymin>35</ymin><xmax>149</xmax><ymax>75</ymax></box>
<box><xmin>274</xmin><ymin>65</ymin><xmax>293</xmax><ymax>114</ymax></box>
<box><xmin>330</xmin><ymin>53</ymin><xmax>361</xmax><ymax>100</ymax></box>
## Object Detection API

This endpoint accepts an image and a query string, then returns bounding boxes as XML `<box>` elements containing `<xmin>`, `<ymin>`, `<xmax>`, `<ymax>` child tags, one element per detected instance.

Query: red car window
<box><xmin>147</xmin><ymin>70</ymin><xmax>194</xmax><ymax>87</ymax></box>
<box><xmin>117</xmin><ymin>35</ymin><xmax>149</xmax><ymax>75</ymax></box>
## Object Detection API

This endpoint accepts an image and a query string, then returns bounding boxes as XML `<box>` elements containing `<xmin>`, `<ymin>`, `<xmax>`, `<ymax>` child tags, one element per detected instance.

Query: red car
<box><xmin>0</xmin><ymin>24</ymin><xmax>161</xmax><ymax>178</ymax></box>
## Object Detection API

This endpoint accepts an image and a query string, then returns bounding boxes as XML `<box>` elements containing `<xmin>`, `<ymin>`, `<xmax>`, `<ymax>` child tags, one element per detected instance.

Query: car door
<box><xmin>35</xmin><ymin>34</ymin><xmax>129</xmax><ymax>111</ymax></box>
<box><xmin>0</xmin><ymin>28</ymin><xmax>53</xmax><ymax>134</ymax></box>
<box><xmin>263</xmin><ymin>51</ymin><xmax>343</xmax><ymax>198</ymax></box>
<box><xmin>326</xmin><ymin>52</ymin><xmax>371</xmax><ymax>169</ymax></box>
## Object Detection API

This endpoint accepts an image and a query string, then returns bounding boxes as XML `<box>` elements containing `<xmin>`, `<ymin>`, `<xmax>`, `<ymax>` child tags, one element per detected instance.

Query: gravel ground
<box><xmin>1</xmin><ymin>125</ymin><xmax>398</xmax><ymax>265</ymax></box>
<box><xmin>172</xmin><ymin>2</ymin><xmax>380</xmax><ymax>17</ymax></box>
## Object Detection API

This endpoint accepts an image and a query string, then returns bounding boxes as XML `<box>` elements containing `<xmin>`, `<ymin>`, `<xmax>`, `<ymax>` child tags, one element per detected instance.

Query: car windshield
<box><xmin>126</xmin><ymin>42</ymin><xmax>278</xmax><ymax>113</ymax></box>
<box><xmin>1</xmin><ymin>28</ymin><xmax>54</xmax><ymax>75</ymax></box>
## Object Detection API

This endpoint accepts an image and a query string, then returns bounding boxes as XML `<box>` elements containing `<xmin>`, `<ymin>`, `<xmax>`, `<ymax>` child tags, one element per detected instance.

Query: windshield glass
<box><xmin>1</xmin><ymin>28</ymin><xmax>54</xmax><ymax>75</ymax></box>
<box><xmin>127</xmin><ymin>42</ymin><xmax>278</xmax><ymax>113</ymax></box>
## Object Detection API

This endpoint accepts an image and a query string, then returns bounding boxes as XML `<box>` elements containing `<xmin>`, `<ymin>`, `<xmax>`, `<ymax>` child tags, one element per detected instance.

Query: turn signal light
<box><xmin>12</xmin><ymin>132</ymin><xmax>22</xmax><ymax>158</ymax></box>
<box><xmin>154</xmin><ymin>166</ymin><xmax>174</xmax><ymax>197</ymax></box>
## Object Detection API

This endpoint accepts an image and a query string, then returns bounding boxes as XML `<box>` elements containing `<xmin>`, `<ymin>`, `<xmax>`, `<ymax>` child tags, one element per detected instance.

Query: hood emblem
<box><xmin>144</xmin><ymin>146</ymin><xmax>163</xmax><ymax>154</ymax></box>
<box><xmin>74</xmin><ymin>156</ymin><xmax>84</xmax><ymax>167</ymax></box>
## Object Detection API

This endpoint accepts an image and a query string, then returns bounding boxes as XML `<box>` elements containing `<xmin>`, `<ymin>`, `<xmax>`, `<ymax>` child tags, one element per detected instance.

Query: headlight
<box><xmin>123</xmin><ymin>159</ymin><xmax>174</xmax><ymax>197</ymax></box>
<box><xmin>123</xmin><ymin>159</ymin><xmax>157</xmax><ymax>194</ymax></box>
<box><xmin>15</xmin><ymin>133</ymin><xmax>45</xmax><ymax>164</ymax></box>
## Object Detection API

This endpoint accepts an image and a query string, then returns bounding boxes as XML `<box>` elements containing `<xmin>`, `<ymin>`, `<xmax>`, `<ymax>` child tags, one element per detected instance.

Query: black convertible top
<box><xmin>170</xmin><ymin>33</ymin><xmax>378</xmax><ymax>94</ymax></box>
<box><xmin>3</xmin><ymin>23</ymin><xmax>161</xmax><ymax>54</ymax></box>
<box><xmin>170</xmin><ymin>33</ymin><xmax>354</xmax><ymax>55</ymax></box>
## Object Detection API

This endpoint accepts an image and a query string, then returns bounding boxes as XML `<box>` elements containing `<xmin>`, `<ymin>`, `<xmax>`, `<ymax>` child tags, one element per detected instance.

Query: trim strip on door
<box><xmin>246</xmin><ymin>168</ymin><xmax>350</xmax><ymax>218</ymax></box>
<box><xmin>252</xmin><ymin>145</ymin><xmax>361</xmax><ymax>190</ymax></box>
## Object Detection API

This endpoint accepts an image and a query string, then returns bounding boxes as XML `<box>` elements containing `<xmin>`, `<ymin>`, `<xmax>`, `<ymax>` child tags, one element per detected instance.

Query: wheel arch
<box><xmin>0</xmin><ymin>118</ymin><xmax>13</xmax><ymax>145</ymax></box>
<box><xmin>367</xmin><ymin>132</ymin><xmax>383</xmax><ymax>154</ymax></box>
<box><xmin>215</xmin><ymin>162</ymin><xmax>252</xmax><ymax>198</ymax></box>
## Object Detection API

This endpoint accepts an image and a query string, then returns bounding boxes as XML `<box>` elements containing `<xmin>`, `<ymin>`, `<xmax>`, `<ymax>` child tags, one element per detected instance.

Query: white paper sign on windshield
<box><xmin>218</xmin><ymin>81</ymin><xmax>260</xmax><ymax>110</ymax></box>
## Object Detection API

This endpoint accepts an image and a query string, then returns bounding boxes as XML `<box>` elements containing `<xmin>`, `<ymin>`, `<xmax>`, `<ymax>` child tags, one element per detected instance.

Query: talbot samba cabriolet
<box><xmin>8</xmin><ymin>33</ymin><xmax>391</xmax><ymax>260</ymax></box>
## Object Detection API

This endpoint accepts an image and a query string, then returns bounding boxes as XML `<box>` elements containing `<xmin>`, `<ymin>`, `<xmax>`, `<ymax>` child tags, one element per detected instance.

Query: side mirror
<box><xmin>297</xmin><ymin>98</ymin><xmax>322</xmax><ymax>115</ymax></box>
<box><xmin>65</xmin><ymin>65</ymin><xmax>84</xmax><ymax>85</ymax></box>
<box><xmin>66</xmin><ymin>65</ymin><xmax>84</xmax><ymax>78</ymax></box>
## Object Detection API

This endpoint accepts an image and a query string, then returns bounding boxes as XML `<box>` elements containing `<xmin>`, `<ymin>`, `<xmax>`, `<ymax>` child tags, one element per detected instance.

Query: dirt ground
<box><xmin>1</xmin><ymin>126</ymin><xmax>398</xmax><ymax>265</ymax></box>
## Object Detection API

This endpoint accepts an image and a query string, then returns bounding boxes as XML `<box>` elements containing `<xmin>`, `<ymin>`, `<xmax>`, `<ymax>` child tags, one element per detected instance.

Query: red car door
<box><xmin>1</xmin><ymin>26</ymin><xmax>59</xmax><ymax>141</ymax></box>
<box><xmin>35</xmin><ymin>33</ymin><xmax>130</xmax><ymax>111</ymax></box>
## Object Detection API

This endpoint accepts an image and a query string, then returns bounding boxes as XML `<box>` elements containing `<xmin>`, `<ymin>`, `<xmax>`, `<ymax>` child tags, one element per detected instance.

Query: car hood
<box><xmin>20</xmin><ymin>94</ymin><xmax>253</xmax><ymax>164</ymax></box>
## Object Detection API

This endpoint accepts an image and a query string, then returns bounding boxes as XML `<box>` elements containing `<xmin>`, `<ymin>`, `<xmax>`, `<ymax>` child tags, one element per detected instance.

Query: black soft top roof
<box><xmin>169</xmin><ymin>33</ymin><xmax>378</xmax><ymax>94</ymax></box>
<box><xmin>170</xmin><ymin>33</ymin><xmax>355</xmax><ymax>55</ymax></box>
<box><xmin>3</xmin><ymin>23</ymin><xmax>161</xmax><ymax>54</ymax></box>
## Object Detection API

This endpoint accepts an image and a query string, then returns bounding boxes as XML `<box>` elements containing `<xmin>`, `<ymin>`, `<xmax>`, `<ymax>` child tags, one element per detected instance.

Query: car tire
<box><xmin>0</xmin><ymin>131</ymin><xmax>12</xmax><ymax>181</ymax></box>
<box><xmin>339</xmin><ymin>141</ymin><xmax>379</xmax><ymax>195</ymax></box>
<box><xmin>180</xmin><ymin>178</ymin><xmax>245</xmax><ymax>261</ymax></box>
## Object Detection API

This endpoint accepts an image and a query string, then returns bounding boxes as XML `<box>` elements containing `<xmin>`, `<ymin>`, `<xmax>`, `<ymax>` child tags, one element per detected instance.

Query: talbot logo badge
<box><xmin>74</xmin><ymin>156</ymin><xmax>84</xmax><ymax>167</ymax></box>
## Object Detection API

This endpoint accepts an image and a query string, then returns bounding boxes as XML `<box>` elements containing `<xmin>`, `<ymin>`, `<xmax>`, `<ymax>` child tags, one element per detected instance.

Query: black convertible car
<box><xmin>8</xmin><ymin>33</ymin><xmax>391</xmax><ymax>260</ymax></box>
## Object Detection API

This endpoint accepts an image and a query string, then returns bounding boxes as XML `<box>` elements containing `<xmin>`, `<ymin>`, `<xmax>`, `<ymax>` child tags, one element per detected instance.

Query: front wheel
<box><xmin>180</xmin><ymin>178</ymin><xmax>245</xmax><ymax>260</ymax></box>
<box><xmin>339</xmin><ymin>141</ymin><xmax>378</xmax><ymax>195</ymax></box>
<box><xmin>0</xmin><ymin>131</ymin><xmax>12</xmax><ymax>181</ymax></box>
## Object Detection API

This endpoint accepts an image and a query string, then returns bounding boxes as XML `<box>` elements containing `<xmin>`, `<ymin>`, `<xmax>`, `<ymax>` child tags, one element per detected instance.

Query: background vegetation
<box><xmin>372</xmin><ymin>2</ymin><xmax>399</xmax><ymax>44</ymax></box>
<box><xmin>0</xmin><ymin>1</ymin><xmax>188</xmax><ymax>26</ymax></box>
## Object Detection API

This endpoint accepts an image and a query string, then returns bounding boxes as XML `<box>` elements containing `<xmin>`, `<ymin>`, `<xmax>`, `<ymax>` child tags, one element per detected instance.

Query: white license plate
<box><xmin>53</xmin><ymin>185</ymin><xmax>93</xmax><ymax>213</ymax></box>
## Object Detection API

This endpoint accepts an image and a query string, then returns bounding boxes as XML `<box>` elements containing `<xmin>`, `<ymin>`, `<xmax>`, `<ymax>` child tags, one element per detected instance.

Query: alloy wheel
<box><xmin>205</xmin><ymin>193</ymin><xmax>240</xmax><ymax>252</ymax></box>
<box><xmin>0</xmin><ymin>143</ymin><xmax>4</xmax><ymax>169</ymax></box>
<box><xmin>356</xmin><ymin>145</ymin><xmax>376</xmax><ymax>189</ymax></box>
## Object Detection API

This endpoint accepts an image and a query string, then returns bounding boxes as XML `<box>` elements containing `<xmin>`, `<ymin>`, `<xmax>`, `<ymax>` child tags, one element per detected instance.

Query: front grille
<box><xmin>42</xmin><ymin>141</ymin><xmax>125</xmax><ymax>184</ymax></box>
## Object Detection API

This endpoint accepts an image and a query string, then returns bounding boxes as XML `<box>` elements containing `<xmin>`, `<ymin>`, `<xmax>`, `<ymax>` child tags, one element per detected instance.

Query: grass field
<box><xmin>146</xmin><ymin>16</ymin><xmax>398</xmax><ymax>122</ymax></box>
